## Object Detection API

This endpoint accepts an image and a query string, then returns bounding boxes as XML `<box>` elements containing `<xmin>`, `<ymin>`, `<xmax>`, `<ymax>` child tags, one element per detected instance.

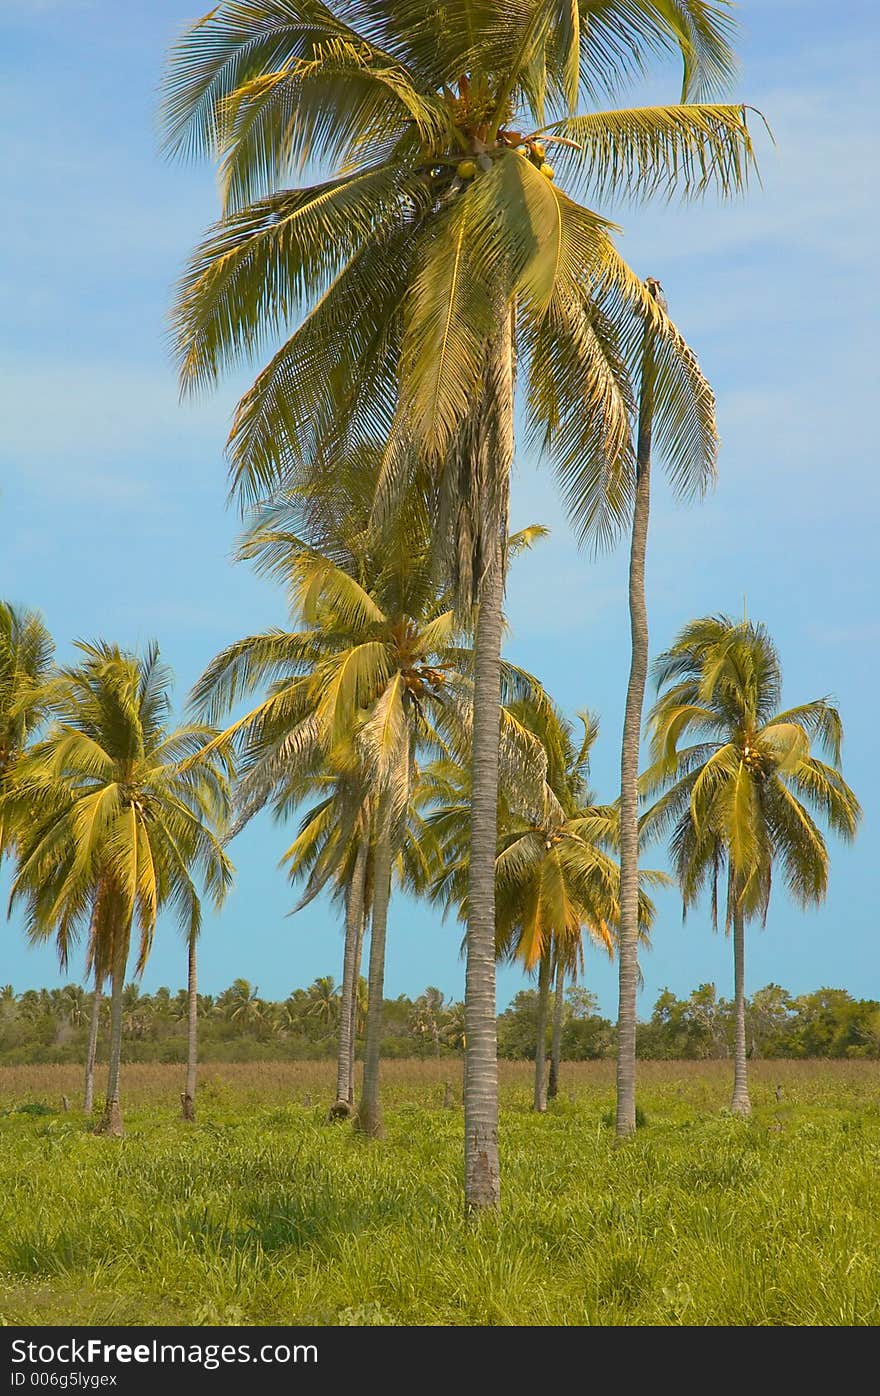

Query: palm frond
<box><xmin>547</xmin><ymin>102</ymin><xmax>756</xmax><ymax>203</ymax></box>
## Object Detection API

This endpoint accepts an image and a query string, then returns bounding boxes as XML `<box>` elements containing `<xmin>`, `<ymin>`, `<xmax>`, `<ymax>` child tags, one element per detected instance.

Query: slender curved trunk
<box><xmin>182</xmin><ymin>932</ymin><xmax>198</xmax><ymax>1121</ymax></box>
<box><xmin>533</xmin><ymin>954</ymin><xmax>551</xmax><ymax>1112</ymax></box>
<box><xmin>616</xmin><ymin>288</ymin><xmax>658</xmax><ymax>1139</ymax></box>
<box><xmin>731</xmin><ymin>878</ymin><xmax>751</xmax><ymax>1116</ymax></box>
<box><xmin>334</xmin><ymin>837</ymin><xmax>368</xmax><ymax>1116</ymax></box>
<box><xmin>464</xmin><ymin>314</ymin><xmax>514</xmax><ymax>1209</ymax></box>
<box><xmin>348</xmin><ymin>912</ymin><xmax>365</xmax><ymax>1106</ymax></box>
<box><xmin>97</xmin><ymin>927</ymin><xmax>129</xmax><ymax>1137</ymax></box>
<box><xmin>356</xmin><ymin>800</ymin><xmax>395</xmax><ymax>1138</ymax></box>
<box><xmin>548</xmin><ymin>960</ymin><xmax>565</xmax><ymax>1101</ymax></box>
<box><xmin>83</xmin><ymin>977</ymin><xmax>102</xmax><ymax>1113</ymax></box>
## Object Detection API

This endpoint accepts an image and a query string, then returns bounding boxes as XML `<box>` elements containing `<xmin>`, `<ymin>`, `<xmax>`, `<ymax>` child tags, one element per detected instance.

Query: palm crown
<box><xmin>643</xmin><ymin>615</ymin><xmax>861</xmax><ymax>924</ymax></box>
<box><xmin>163</xmin><ymin>0</ymin><xmax>756</xmax><ymax>553</ymax></box>
<box><xmin>425</xmin><ymin>699</ymin><xmax>659</xmax><ymax>968</ymax></box>
<box><xmin>0</xmin><ymin>603</ymin><xmax>55</xmax><ymax>854</ymax></box>
<box><xmin>192</xmin><ymin>453</ymin><xmax>467</xmax><ymax>838</ymax></box>
<box><xmin>3</xmin><ymin>642</ymin><xmax>234</xmax><ymax>978</ymax></box>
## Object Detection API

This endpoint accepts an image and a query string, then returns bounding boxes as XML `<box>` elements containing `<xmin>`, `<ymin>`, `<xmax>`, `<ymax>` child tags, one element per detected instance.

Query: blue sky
<box><xmin>0</xmin><ymin>1</ymin><xmax>877</xmax><ymax>1015</ymax></box>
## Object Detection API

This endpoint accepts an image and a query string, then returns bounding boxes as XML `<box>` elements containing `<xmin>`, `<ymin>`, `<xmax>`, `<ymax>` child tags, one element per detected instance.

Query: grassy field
<box><xmin>1</xmin><ymin>1060</ymin><xmax>878</xmax><ymax>1326</ymax></box>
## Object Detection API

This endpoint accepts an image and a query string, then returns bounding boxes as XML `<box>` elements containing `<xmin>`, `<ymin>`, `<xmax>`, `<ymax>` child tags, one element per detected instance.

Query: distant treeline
<box><xmin>500</xmin><ymin>983</ymin><xmax>880</xmax><ymax>1061</ymax></box>
<box><xmin>1</xmin><ymin>977</ymin><xmax>877</xmax><ymax>1065</ymax></box>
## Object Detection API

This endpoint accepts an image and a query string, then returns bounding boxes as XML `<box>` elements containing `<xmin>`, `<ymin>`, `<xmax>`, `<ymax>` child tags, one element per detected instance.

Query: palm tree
<box><xmin>163</xmin><ymin>0</ymin><xmax>755</xmax><ymax>1204</ymax></box>
<box><xmin>16</xmin><ymin>989</ymin><xmax>42</xmax><ymax>1023</ymax></box>
<box><xmin>340</xmin><ymin>841</ymin><xmax>369</xmax><ymax>1109</ymax></box>
<box><xmin>59</xmin><ymin>983</ymin><xmax>86</xmax><ymax>1028</ymax></box>
<box><xmin>223</xmin><ymin>978</ymin><xmax>266</xmax><ymax>1030</ymax></box>
<box><xmin>1</xmin><ymin>642</ymin><xmax>234</xmax><ymax>1134</ymax></box>
<box><xmin>307</xmin><ymin>975</ymin><xmax>340</xmax><ymax>1032</ymax></box>
<box><xmin>278</xmin><ymin>766</ymin><xmax>374</xmax><ymax>1114</ymax></box>
<box><xmin>490</xmin><ymin>707</ymin><xmax>620</xmax><ymax>1113</ymax></box>
<box><xmin>83</xmin><ymin>977</ymin><xmax>102</xmax><ymax>1113</ymax></box>
<box><xmin>616</xmin><ymin>274</ymin><xmax>659</xmax><ymax>1137</ymax></box>
<box><xmin>615</xmin><ymin>278</ymin><xmax>717</xmax><ymax>1136</ymax></box>
<box><xmin>194</xmin><ymin>456</ymin><xmax>482</xmax><ymax>1136</ymax></box>
<box><xmin>427</xmin><ymin>700</ymin><xmax>659</xmax><ymax>1109</ymax></box>
<box><xmin>547</xmin><ymin>957</ymin><xmax>567</xmax><ymax>1102</ymax></box>
<box><xmin>409</xmin><ymin>986</ymin><xmax>449</xmax><ymax>1056</ymax></box>
<box><xmin>0</xmin><ymin>602</ymin><xmax>54</xmax><ymax>853</ymax></box>
<box><xmin>240</xmin><ymin>456</ymin><xmax>382</xmax><ymax>1119</ymax></box>
<box><xmin>181</xmin><ymin>927</ymin><xmax>200</xmax><ymax>1120</ymax></box>
<box><xmin>643</xmin><ymin>616</ymin><xmax>861</xmax><ymax>1115</ymax></box>
<box><xmin>121</xmin><ymin>983</ymin><xmax>146</xmax><ymax>1040</ymax></box>
<box><xmin>281</xmin><ymin>765</ymin><xmax>373</xmax><ymax>1115</ymax></box>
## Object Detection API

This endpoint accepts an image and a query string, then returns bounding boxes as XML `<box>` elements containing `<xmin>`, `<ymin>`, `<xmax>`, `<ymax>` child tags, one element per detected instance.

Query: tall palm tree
<box><xmin>163</xmin><ymin>0</ymin><xmax>755</xmax><ymax>1204</ymax></box>
<box><xmin>193</xmin><ymin>471</ymin><xmax>467</xmax><ymax>1137</ymax></box>
<box><xmin>616</xmin><ymin>275</ymin><xmax>704</xmax><ymax>1137</ymax></box>
<box><xmin>262</xmin><ymin>515</ymin><xmax>548</xmax><ymax>1121</ymax></box>
<box><xmin>643</xmin><ymin>616</ymin><xmax>861</xmax><ymax>1114</ymax></box>
<box><xmin>246</xmin><ymin>452</ymin><xmax>394</xmax><ymax>1120</ymax></box>
<box><xmin>492</xmin><ymin>706</ymin><xmax>617</xmax><ymax>1113</ymax></box>
<box><xmin>1</xmin><ymin>642</ymin><xmax>234</xmax><ymax>1135</ymax></box>
<box><xmin>279</xmin><ymin>761</ymin><xmax>373</xmax><ymax>1115</ymax></box>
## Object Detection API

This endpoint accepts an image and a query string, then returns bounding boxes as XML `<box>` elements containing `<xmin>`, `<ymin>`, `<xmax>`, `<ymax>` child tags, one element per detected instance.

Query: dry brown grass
<box><xmin>2</xmin><ymin>1056</ymin><xmax>876</xmax><ymax>1112</ymax></box>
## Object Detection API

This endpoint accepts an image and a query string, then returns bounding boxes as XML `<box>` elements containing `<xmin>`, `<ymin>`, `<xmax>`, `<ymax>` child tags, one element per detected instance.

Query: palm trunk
<box><xmin>616</xmin><ymin>287</ymin><xmax>658</xmax><ymax>1139</ymax></box>
<box><xmin>181</xmin><ymin>932</ymin><xmax>198</xmax><ymax>1121</ymax></box>
<box><xmin>83</xmin><ymin>977</ymin><xmax>102</xmax><ymax>1113</ymax></box>
<box><xmin>731</xmin><ymin>878</ymin><xmax>751</xmax><ymax>1116</ymax></box>
<box><xmin>97</xmin><ymin>930</ymin><xmax>128</xmax><ymax>1137</ymax></box>
<box><xmin>334</xmin><ymin>836</ymin><xmax>368</xmax><ymax>1117</ymax></box>
<box><xmin>548</xmin><ymin>960</ymin><xmax>565</xmax><ymax>1102</ymax></box>
<box><xmin>464</xmin><ymin>313</ymin><xmax>514</xmax><ymax>1210</ymax></box>
<box><xmin>533</xmin><ymin>954</ymin><xmax>551</xmax><ymax>1112</ymax></box>
<box><xmin>356</xmin><ymin>803</ymin><xmax>394</xmax><ymax>1138</ymax></box>
<box><xmin>348</xmin><ymin>911</ymin><xmax>365</xmax><ymax>1106</ymax></box>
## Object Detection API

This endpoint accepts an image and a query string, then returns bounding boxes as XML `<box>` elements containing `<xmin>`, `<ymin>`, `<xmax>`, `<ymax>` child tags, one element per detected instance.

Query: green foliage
<box><xmin>636</xmin><ymin>983</ymin><xmax>880</xmax><ymax>1061</ymax></box>
<box><xmin>0</xmin><ymin>603</ymin><xmax>54</xmax><ymax>855</ymax></box>
<box><xmin>424</xmin><ymin>697</ymin><xmax>661</xmax><ymax>979</ymax></box>
<box><xmin>162</xmin><ymin>0</ymin><xmax>755</xmax><ymax>556</ymax></box>
<box><xmin>498</xmin><ymin>987</ymin><xmax>614</xmax><ymax>1061</ymax></box>
<box><xmin>601</xmin><ymin>1103</ymin><xmax>647</xmax><ymax>1128</ymax></box>
<box><xmin>637</xmin><ymin>983</ymin><xmax>733</xmax><ymax>1060</ymax></box>
<box><xmin>0</xmin><ymin>978</ymin><xmax>874</xmax><ymax>1066</ymax></box>
<box><xmin>1</xmin><ymin>642</ymin><xmax>234</xmax><ymax>979</ymax></box>
<box><xmin>643</xmin><ymin>615</ymin><xmax>861</xmax><ymax>926</ymax></box>
<box><xmin>0</xmin><ymin>979</ymin><xmax>467</xmax><ymax>1065</ymax></box>
<box><xmin>192</xmin><ymin>449</ymin><xmax>475</xmax><ymax>919</ymax></box>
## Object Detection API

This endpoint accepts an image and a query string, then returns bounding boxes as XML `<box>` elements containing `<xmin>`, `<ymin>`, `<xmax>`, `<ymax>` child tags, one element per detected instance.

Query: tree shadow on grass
<box><xmin>161</xmin><ymin>1182</ymin><xmax>417</xmax><ymax>1260</ymax></box>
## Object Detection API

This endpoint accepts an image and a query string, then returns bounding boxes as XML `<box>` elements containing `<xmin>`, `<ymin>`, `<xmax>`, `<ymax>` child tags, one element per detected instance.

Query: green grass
<box><xmin>1</xmin><ymin>1061</ymin><xmax>878</xmax><ymax>1326</ymax></box>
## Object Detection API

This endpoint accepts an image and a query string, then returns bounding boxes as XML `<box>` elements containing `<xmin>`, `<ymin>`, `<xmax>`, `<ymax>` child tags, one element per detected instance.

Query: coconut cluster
<box><xmin>455</xmin><ymin>140</ymin><xmax>555</xmax><ymax>182</ymax></box>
